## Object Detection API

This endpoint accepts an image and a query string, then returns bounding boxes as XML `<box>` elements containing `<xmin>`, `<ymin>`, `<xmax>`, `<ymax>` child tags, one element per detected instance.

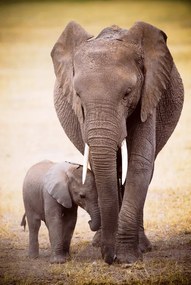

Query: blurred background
<box><xmin>0</xmin><ymin>0</ymin><xmax>190</xmax><ymax>237</ymax></box>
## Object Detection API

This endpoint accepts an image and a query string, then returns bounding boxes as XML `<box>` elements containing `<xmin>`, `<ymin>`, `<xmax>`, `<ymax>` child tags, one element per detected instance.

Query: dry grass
<box><xmin>0</xmin><ymin>1</ymin><xmax>191</xmax><ymax>284</ymax></box>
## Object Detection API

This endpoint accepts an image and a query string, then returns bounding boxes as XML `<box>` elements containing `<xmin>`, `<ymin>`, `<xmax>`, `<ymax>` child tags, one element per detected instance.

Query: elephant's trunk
<box><xmin>88</xmin><ymin>136</ymin><xmax>119</xmax><ymax>263</ymax></box>
<box><xmin>83</xmin><ymin>102</ymin><xmax>126</xmax><ymax>263</ymax></box>
<box><xmin>82</xmin><ymin>101</ymin><xmax>127</xmax><ymax>185</ymax></box>
<box><xmin>83</xmin><ymin>139</ymin><xmax>128</xmax><ymax>185</ymax></box>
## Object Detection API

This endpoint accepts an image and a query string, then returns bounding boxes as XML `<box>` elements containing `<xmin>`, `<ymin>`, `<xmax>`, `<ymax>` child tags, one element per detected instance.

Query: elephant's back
<box><xmin>23</xmin><ymin>160</ymin><xmax>55</xmax><ymax>217</ymax></box>
<box><xmin>23</xmin><ymin>160</ymin><xmax>54</xmax><ymax>190</ymax></box>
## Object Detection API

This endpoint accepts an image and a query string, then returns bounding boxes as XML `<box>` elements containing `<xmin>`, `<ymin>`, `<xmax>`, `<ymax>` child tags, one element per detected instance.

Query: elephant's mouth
<box><xmin>82</xmin><ymin>139</ymin><xmax>128</xmax><ymax>185</ymax></box>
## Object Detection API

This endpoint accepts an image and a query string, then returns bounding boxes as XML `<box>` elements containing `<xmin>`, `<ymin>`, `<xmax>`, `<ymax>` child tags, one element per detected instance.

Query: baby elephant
<box><xmin>22</xmin><ymin>160</ymin><xmax>100</xmax><ymax>264</ymax></box>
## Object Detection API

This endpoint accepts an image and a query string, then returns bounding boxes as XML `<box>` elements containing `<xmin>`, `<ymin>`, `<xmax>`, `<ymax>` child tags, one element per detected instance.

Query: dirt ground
<box><xmin>0</xmin><ymin>1</ymin><xmax>191</xmax><ymax>284</ymax></box>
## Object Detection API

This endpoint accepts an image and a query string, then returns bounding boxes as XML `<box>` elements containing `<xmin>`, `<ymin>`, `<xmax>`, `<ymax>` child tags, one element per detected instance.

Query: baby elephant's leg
<box><xmin>45</xmin><ymin>201</ymin><xmax>77</xmax><ymax>264</ymax></box>
<box><xmin>62</xmin><ymin>206</ymin><xmax>78</xmax><ymax>254</ymax></box>
<box><xmin>27</xmin><ymin>213</ymin><xmax>41</xmax><ymax>258</ymax></box>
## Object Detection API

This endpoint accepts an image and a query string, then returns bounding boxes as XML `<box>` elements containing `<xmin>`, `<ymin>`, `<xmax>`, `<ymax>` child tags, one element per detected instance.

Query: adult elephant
<box><xmin>51</xmin><ymin>21</ymin><xmax>184</xmax><ymax>264</ymax></box>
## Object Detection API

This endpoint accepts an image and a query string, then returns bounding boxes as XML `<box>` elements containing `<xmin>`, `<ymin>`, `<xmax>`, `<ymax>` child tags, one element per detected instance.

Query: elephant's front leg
<box><xmin>47</xmin><ymin>212</ymin><xmax>68</xmax><ymax>264</ymax></box>
<box><xmin>138</xmin><ymin>166</ymin><xmax>155</xmax><ymax>253</ymax></box>
<box><xmin>116</xmin><ymin>156</ymin><xmax>154</xmax><ymax>263</ymax></box>
<box><xmin>138</xmin><ymin>209</ymin><xmax>152</xmax><ymax>253</ymax></box>
<box><xmin>45</xmin><ymin>200</ymin><xmax>77</xmax><ymax>264</ymax></box>
<box><xmin>116</xmin><ymin>115</ymin><xmax>155</xmax><ymax>264</ymax></box>
<box><xmin>48</xmin><ymin>207</ymin><xmax>77</xmax><ymax>264</ymax></box>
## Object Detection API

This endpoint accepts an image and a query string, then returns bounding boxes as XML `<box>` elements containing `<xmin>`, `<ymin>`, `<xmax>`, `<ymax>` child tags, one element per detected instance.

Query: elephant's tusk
<box><xmin>121</xmin><ymin>139</ymin><xmax>128</xmax><ymax>185</ymax></box>
<box><xmin>82</xmin><ymin>143</ymin><xmax>89</xmax><ymax>184</ymax></box>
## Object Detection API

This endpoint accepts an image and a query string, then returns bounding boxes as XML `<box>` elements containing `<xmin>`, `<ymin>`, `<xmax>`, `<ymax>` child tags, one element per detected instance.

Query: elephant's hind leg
<box><xmin>27</xmin><ymin>214</ymin><xmax>41</xmax><ymax>259</ymax></box>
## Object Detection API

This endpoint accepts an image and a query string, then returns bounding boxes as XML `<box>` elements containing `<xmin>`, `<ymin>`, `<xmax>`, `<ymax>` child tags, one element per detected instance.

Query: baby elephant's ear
<box><xmin>44</xmin><ymin>163</ymin><xmax>72</xmax><ymax>208</ymax></box>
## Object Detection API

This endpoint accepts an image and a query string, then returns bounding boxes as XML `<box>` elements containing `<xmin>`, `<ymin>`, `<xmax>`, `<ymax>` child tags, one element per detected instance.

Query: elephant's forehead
<box><xmin>74</xmin><ymin>40</ymin><xmax>135</xmax><ymax>70</ymax></box>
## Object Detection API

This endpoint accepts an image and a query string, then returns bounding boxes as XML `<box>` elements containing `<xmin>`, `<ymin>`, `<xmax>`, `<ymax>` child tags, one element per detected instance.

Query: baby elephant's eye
<box><xmin>80</xmin><ymin>193</ymin><xmax>86</xmax><ymax>199</ymax></box>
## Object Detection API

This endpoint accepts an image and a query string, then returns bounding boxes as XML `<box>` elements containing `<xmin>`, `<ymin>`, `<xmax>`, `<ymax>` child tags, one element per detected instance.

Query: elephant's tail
<box><xmin>20</xmin><ymin>213</ymin><xmax>26</xmax><ymax>231</ymax></box>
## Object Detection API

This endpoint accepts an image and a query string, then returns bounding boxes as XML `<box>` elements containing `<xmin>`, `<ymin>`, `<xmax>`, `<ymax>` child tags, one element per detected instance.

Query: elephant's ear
<box><xmin>44</xmin><ymin>162</ymin><xmax>77</xmax><ymax>208</ymax></box>
<box><xmin>51</xmin><ymin>21</ymin><xmax>92</xmax><ymax>96</ymax></box>
<box><xmin>51</xmin><ymin>21</ymin><xmax>92</xmax><ymax>79</ymax></box>
<box><xmin>51</xmin><ymin>22</ymin><xmax>92</xmax><ymax>154</ymax></box>
<box><xmin>126</xmin><ymin>21</ymin><xmax>173</xmax><ymax>122</ymax></box>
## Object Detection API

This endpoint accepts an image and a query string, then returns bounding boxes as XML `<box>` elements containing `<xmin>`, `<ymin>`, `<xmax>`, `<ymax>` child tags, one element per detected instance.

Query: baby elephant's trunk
<box><xmin>88</xmin><ymin>206</ymin><xmax>101</xmax><ymax>232</ymax></box>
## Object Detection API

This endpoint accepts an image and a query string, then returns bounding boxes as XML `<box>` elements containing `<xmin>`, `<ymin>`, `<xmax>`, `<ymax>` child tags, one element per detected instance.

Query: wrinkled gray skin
<box><xmin>51</xmin><ymin>21</ymin><xmax>184</xmax><ymax>264</ymax></box>
<box><xmin>22</xmin><ymin>160</ymin><xmax>100</xmax><ymax>264</ymax></box>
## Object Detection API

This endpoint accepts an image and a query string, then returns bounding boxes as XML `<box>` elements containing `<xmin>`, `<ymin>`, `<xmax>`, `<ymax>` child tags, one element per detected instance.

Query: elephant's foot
<box><xmin>50</xmin><ymin>253</ymin><xmax>70</xmax><ymax>264</ymax></box>
<box><xmin>116</xmin><ymin>244</ymin><xmax>142</xmax><ymax>264</ymax></box>
<box><xmin>29</xmin><ymin>252</ymin><xmax>39</xmax><ymax>259</ymax></box>
<box><xmin>29</xmin><ymin>247</ymin><xmax>39</xmax><ymax>259</ymax></box>
<box><xmin>101</xmin><ymin>244</ymin><xmax>115</xmax><ymax>265</ymax></box>
<box><xmin>92</xmin><ymin>229</ymin><xmax>101</xmax><ymax>247</ymax></box>
<box><xmin>139</xmin><ymin>230</ymin><xmax>152</xmax><ymax>253</ymax></box>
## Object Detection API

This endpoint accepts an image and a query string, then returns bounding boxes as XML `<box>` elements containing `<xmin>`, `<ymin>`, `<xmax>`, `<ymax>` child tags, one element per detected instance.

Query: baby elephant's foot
<box><xmin>50</xmin><ymin>253</ymin><xmax>70</xmax><ymax>264</ymax></box>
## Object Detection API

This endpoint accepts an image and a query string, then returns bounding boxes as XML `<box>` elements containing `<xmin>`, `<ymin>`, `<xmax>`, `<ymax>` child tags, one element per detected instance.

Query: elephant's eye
<box><xmin>123</xmin><ymin>87</ymin><xmax>132</xmax><ymax>100</ymax></box>
<box><xmin>80</xmin><ymin>193</ymin><xmax>86</xmax><ymax>199</ymax></box>
<box><xmin>76</xmin><ymin>92</ymin><xmax>80</xmax><ymax>97</ymax></box>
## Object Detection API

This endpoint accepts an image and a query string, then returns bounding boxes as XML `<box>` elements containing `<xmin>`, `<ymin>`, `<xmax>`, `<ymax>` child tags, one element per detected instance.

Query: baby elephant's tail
<box><xmin>20</xmin><ymin>213</ymin><xmax>26</xmax><ymax>231</ymax></box>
